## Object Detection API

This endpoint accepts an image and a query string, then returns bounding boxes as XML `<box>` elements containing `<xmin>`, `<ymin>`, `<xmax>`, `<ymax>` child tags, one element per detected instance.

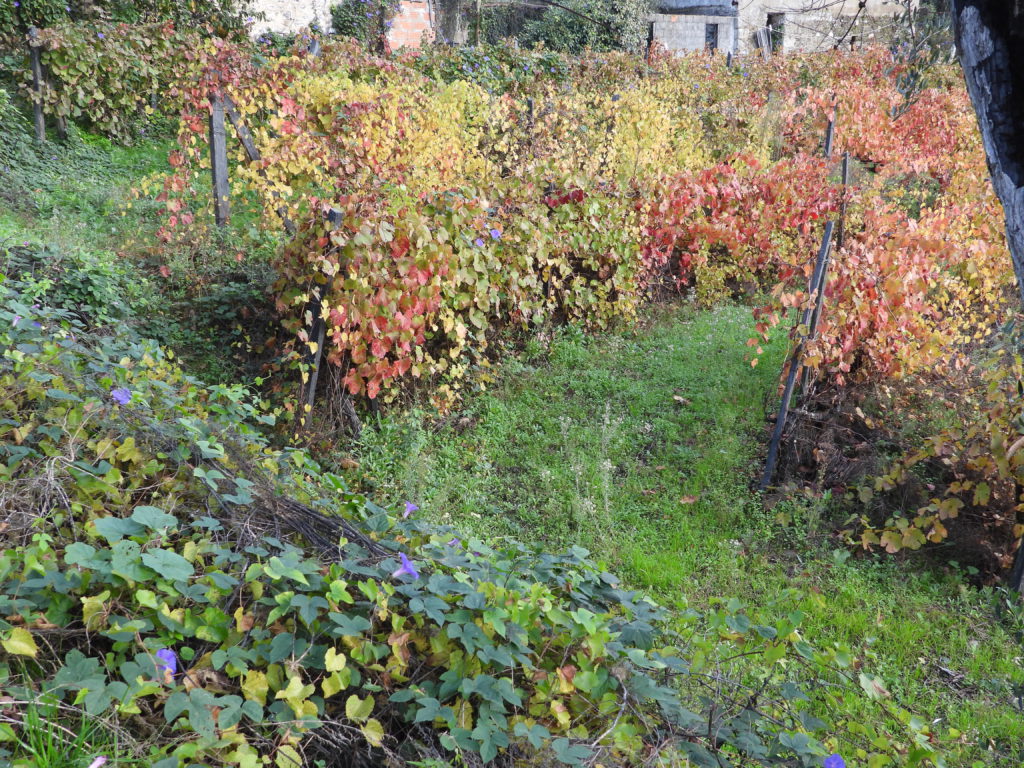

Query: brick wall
<box><xmin>389</xmin><ymin>0</ymin><xmax>434</xmax><ymax>49</ymax></box>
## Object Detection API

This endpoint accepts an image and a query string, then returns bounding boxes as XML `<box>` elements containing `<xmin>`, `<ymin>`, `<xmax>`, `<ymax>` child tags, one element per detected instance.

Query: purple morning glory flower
<box><xmin>110</xmin><ymin>387</ymin><xmax>132</xmax><ymax>405</ymax></box>
<box><xmin>403</xmin><ymin>501</ymin><xmax>418</xmax><ymax>519</ymax></box>
<box><xmin>474</xmin><ymin>238</ymin><xmax>484</xmax><ymax>247</ymax></box>
<box><xmin>392</xmin><ymin>553</ymin><xmax>419</xmax><ymax>580</ymax></box>
<box><xmin>86</xmin><ymin>758</ymin><xmax>107</xmax><ymax>768</ymax></box>
<box><xmin>489</xmin><ymin>229</ymin><xmax>501</xmax><ymax>240</ymax></box>
<box><xmin>97</xmin><ymin>32</ymin><xmax>104</xmax><ymax>39</ymax></box>
<box><xmin>11</xmin><ymin>315</ymin><xmax>21</xmax><ymax>327</ymax></box>
<box><xmin>824</xmin><ymin>756</ymin><xmax>845</xmax><ymax>768</ymax></box>
<box><xmin>446</xmin><ymin>537</ymin><xmax>460</xmax><ymax>547</ymax></box>
<box><xmin>155</xmin><ymin>648</ymin><xmax>177</xmax><ymax>676</ymax></box>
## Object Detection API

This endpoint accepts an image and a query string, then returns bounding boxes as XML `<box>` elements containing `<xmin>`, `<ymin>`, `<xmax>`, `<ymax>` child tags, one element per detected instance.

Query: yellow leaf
<box><xmin>275</xmin><ymin>745</ymin><xmax>302</xmax><ymax>768</ymax></box>
<box><xmin>324</xmin><ymin>647</ymin><xmax>347</xmax><ymax>672</ymax></box>
<box><xmin>361</xmin><ymin>717</ymin><xmax>385</xmax><ymax>747</ymax></box>
<box><xmin>2</xmin><ymin>627</ymin><xmax>37</xmax><ymax>658</ymax></box>
<box><xmin>242</xmin><ymin>670</ymin><xmax>269</xmax><ymax>706</ymax></box>
<box><xmin>81</xmin><ymin>590</ymin><xmax>110</xmax><ymax>630</ymax></box>
<box><xmin>346</xmin><ymin>693</ymin><xmax>374</xmax><ymax>723</ymax></box>
<box><xmin>321</xmin><ymin>670</ymin><xmax>349</xmax><ymax>698</ymax></box>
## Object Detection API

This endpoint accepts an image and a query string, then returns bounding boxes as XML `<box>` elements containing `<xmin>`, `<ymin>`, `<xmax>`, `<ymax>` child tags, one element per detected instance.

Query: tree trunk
<box><xmin>952</xmin><ymin>2</ymin><xmax>1024</xmax><ymax>588</ymax></box>
<box><xmin>951</xmin><ymin>1</ymin><xmax>1024</xmax><ymax>305</ymax></box>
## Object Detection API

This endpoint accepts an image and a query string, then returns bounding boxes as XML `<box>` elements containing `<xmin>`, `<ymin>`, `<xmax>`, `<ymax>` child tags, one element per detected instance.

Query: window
<box><xmin>705</xmin><ymin>23</ymin><xmax>719</xmax><ymax>51</ymax></box>
<box><xmin>766</xmin><ymin>13</ymin><xmax>785</xmax><ymax>53</ymax></box>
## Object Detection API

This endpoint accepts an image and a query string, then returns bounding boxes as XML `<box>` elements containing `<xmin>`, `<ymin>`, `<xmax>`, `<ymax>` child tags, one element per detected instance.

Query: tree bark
<box><xmin>951</xmin><ymin>0</ymin><xmax>1024</xmax><ymax>305</ymax></box>
<box><xmin>952</xmin><ymin>2</ymin><xmax>1024</xmax><ymax>588</ymax></box>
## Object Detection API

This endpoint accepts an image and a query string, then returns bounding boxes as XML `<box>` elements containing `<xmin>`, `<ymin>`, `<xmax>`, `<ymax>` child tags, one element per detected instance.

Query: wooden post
<box><xmin>296</xmin><ymin>207</ymin><xmax>345</xmax><ymax>436</ymax></box>
<box><xmin>836</xmin><ymin>151</ymin><xmax>851</xmax><ymax>250</ymax></box>
<box><xmin>28</xmin><ymin>28</ymin><xmax>46</xmax><ymax>143</ymax></box>
<box><xmin>224</xmin><ymin>95</ymin><xmax>261</xmax><ymax>163</ymax></box>
<box><xmin>760</xmin><ymin>222</ymin><xmax>835</xmax><ymax>491</ymax></box>
<box><xmin>797</xmin><ymin>152</ymin><xmax>850</xmax><ymax>396</ymax></box>
<box><xmin>224</xmin><ymin>94</ymin><xmax>296</xmax><ymax>234</ymax></box>
<box><xmin>823</xmin><ymin>116</ymin><xmax>835</xmax><ymax>160</ymax></box>
<box><xmin>209</xmin><ymin>90</ymin><xmax>230</xmax><ymax>227</ymax></box>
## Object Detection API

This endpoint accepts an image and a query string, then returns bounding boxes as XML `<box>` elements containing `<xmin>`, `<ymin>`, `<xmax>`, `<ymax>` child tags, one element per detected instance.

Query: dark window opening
<box><xmin>705</xmin><ymin>23</ymin><xmax>719</xmax><ymax>51</ymax></box>
<box><xmin>766</xmin><ymin>13</ymin><xmax>784</xmax><ymax>52</ymax></box>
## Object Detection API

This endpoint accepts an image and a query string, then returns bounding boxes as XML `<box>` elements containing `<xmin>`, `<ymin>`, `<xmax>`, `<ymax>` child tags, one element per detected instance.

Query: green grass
<box><xmin>350</xmin><ymin>303</ymin><xmax>1024</xmax><ymax>765</ymax></box>
<box><xmin>0</xmin><ymin>118</ymin><xmax>280</xmax><ymax>384</ymax></box>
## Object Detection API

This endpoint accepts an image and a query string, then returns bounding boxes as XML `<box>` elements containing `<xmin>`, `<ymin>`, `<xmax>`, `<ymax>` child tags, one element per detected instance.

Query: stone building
<box><xmin>650</xmin><ymin>0</ymin><xmax>739</xmax><ymax>54</ymax></box>
<box><xmin>649</xmin><ymin>0</ymin><xmax>908</xmax><ymax>55</ymax></box>
<box><xmin>735</xmin><ymin>0</ymin><xmax>907</xmax><ymax>54</ymax></box>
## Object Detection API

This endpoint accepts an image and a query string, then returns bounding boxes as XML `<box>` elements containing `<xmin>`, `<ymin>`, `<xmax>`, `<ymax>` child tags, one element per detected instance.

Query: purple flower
<box><xmin>97</xmin><ymin>32</ymin><xmax>105</xmax><ymax>39</ymax></box>
<box><xmin>403</xmin><ymin>501</ymin><xmax>418</xmax><ymax>519</ymax></box>
<box><xmin>13</xmin><ymin>2</ymin><xmax>20</xmax><ymax>6</ymax></box>
<box><xmin>489</xmin><ymin>229</ymin><xmax>501</xmax><ymax>240</ymax></box>
<box><xmin>86</xmin><ymin>758</ymin><xmax>108</xmax><ymax>768</ymax></box>
<box><xmin>446</xmin><ymin>537</ymin><xmax>460</xmax><ymax>547</ymax></box>
<box><xmin>155</xmin><ymin>648</ymin><xmax>177</xmax><ymax>676</ymax></box>
<box><xmin>31</xmin><ymin>321</ymin><xmax>41</xmax><ymax>328</ymax></box>
<box><xmin>824</xmin><ymin>756</ymin><xmax>845</xmax><ymax>768</ymax></box>
<box><xmin>110</xmin><ymin>387</ymin><xmax>132</xmax><ymax>405</ymax></box>
<box><xmin>10</xmin><ymin>315</ymin><xmax>21</xmax><ymax>327</ymax></box>
<box><xmin>392</xmin><ymin>553</ymin><xmax>419</xmax><ymax>580</ymax></box>
<box><xmin>473</xmin><ymin>238</ymin><xmax>484</xmax><ymax>247</ymax></box>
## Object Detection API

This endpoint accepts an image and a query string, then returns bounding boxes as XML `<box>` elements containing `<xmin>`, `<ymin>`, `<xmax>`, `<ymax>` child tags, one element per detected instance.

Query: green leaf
<box><xmin>141</xmin><ymin>549</ymin><xmax>194</xmax><ymax>581</ymax></box>
<box><xmin>65</xmin><ymin>542</ymin><xmax>104</xmax><ymax>569</ymax></box>
<box><xmin>111</xmin><ymin>540</ymin><xmax>152</xmax><ymax>582</ymax></box>
<box><xmin>551</xmin><ymin>738</ymin><xmax>592</xmax><ymax>765</ymax></box>
<box><xmin>131</xmin><ymin>506</ymin><xmax>178</xmax><ymax>530</ymax></box>
<box><xmin>164</xmin><ymin>691</ymin><xmax>189</xmax><ymax>723</ymax></box>
<box><xmin>93</xmin><ymin>516</ymin><xmax>146</xmax><ymax>542</ymax></box>
<box><xmin>44</xmin><ymin>388</ymin><xmax>81</xmax><ymax>401</ymax></box>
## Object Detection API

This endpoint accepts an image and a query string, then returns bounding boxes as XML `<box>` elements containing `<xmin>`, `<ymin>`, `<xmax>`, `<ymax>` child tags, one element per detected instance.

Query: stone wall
<box><xmin>250</xmin><ymin>0</ymin><xmax>435</xmax><ymax>49</ymax></box>
<box><xmin>652</xmin><ymin>13</ymin><xmax>738</xmax><ymax>53</ymax></box>
<box><xmin>250</xmin><ymin>0</ymin><xmax>333</xmax><ymax>34</ymax></box>
<box><xmin>737</xmin><ymin>0</ymin><xmax>904</xmax><ymax>53</ymax></box>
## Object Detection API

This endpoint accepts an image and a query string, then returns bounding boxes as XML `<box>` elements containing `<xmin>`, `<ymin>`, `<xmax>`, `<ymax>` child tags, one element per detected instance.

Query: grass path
<box><xmin>352</xmin><ymin>303</ymin><xmax>1024</xmax><ymax>764</ymax></box>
